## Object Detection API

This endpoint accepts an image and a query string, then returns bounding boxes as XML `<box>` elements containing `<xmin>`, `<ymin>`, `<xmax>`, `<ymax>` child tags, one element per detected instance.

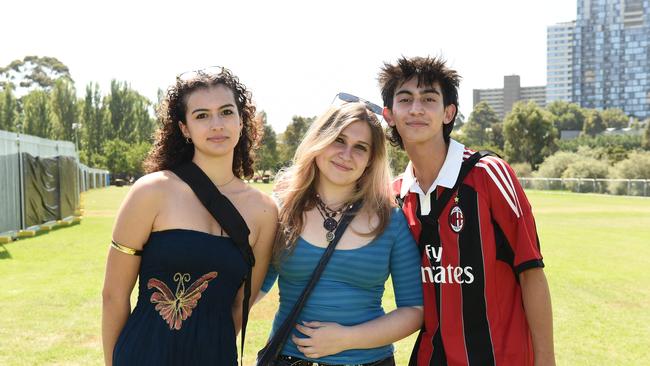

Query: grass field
<box><xmin>0</xmin><ymin>185</ymin><xmax>649</xmax><ymax>365</ymax></box>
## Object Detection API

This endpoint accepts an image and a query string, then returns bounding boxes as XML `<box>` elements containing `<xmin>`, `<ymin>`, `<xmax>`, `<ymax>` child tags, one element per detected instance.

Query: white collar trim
<box><xmin>399</xmin><ymin>139</ymin><xmax>465</xmax><ymax>199</ymax></box>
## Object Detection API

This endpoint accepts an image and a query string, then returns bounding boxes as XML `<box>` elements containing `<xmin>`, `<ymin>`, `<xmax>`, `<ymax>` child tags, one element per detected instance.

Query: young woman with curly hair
<box><xmin>102</xmin><ymin>67</ymin><xmax>277</xmax><ymax>366</ymax></box>
<box><xmin>258</xmin><ymin>101</ymin><xmax>423</xmax><ymax>366</ymax></box>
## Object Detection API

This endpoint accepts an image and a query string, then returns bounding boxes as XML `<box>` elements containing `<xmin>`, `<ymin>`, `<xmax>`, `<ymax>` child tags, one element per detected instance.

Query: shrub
<box><xmin>510</xmin><ymin>162</ymin><xmax>533</xmax><ymax>178</ymax></box>
<box><xmin>561</xmin><ymin>157</ymin><xmax>609</xmax><ymax>192</ymax></box>
<box><xmin>608</xmin><ymin>151</ymin><xmax>650</xmax><ymax>195</ymax></box>
<box><xmin>557</xmin><ymin>134</ymin><xmax>642</xmax><ymax>153</ymax></box>
<box><xmin>532</xmin><ymin>151</ymin><xmax>580</xmax><ymax>190</ymax></box>
<box><xmin>535</xmin><ymin>151</ymin><xmax>580</xmax><ymax>178</ymax></box>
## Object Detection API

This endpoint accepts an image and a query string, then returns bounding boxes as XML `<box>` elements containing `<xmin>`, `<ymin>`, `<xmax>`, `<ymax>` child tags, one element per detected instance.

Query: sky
<box><xmin>1</xmin><ymin>0</ymin><xmax>577</xmax><ymax>133</ymax></box>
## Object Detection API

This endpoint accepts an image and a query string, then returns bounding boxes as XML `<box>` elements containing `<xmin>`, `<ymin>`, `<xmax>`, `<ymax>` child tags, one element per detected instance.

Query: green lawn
<box><xmin>0</xmin><ymin>186</ymin><xmax>648</xmax><ymax>365</ymax></box>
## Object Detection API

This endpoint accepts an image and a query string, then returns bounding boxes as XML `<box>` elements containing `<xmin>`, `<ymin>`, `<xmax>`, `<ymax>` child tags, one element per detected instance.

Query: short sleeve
<box><xmin>389</xmin><ymin>209</ymin><xmax>424</xmax><ymax>307</ymax></box>
<box><xmin>482</xmin><ymin>156</ymin><xmax>544</xmax><ymax>274</ymax></box>
<box><xmin>261</xmin><ymin>262</ymin><xmax>279</xmax><ymax>293</ymax></box>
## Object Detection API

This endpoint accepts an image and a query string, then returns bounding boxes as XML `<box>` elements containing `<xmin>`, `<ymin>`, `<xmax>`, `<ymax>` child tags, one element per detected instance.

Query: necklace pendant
<box><xmin>326</xmin><ymin>231</ymin><xmax>335</xmax><ymax>242</ymax></box>
<box><xmin>323</xmin><ymin>217</ymin><xmax>338</xmax><ymax>232</ymax></box>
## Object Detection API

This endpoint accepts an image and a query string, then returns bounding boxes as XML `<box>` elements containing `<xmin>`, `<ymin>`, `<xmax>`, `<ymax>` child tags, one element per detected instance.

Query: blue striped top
<box><xmin>261</xmin><ymin>208</ymin><xmax>423</xmax><ymax>364</ymax></box>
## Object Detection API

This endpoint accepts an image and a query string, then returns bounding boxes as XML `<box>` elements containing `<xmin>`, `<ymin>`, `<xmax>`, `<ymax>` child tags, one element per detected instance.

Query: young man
<box><xmin>379</xmin><ymin>56</ymin><xmax>555</xmax><ymax>366</ymax></box>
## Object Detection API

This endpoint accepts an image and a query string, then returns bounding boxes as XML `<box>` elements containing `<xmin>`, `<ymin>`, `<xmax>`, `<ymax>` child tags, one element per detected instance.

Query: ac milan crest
<box><xmin>448</xmin><ymin>205</ymin><xmax>465</xmax><ymax>233</ymax></box>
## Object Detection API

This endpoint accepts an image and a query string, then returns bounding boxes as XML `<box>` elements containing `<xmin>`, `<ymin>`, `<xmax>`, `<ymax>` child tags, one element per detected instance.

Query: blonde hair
<box><xmin>273</xmin><ymin>103</ymin><xmax>394</xmax><ymax>262</ymax></box>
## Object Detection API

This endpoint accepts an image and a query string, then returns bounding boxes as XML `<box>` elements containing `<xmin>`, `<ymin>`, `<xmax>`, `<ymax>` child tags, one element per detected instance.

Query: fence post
<box><xmin>628</xmin><ymin>179</ymin><xmax>631</xmax><ymax>196</ymax></box>
<box><xmin>578</xmin><ymin>178</ymin><xmax>581</xmax><ymax>193</ymax></box>
<box><xmin>75</xmin><ymin>155</ymin><xmax>80</xmax><ymax>211</ymax></box>
<box><xmin>16</xmin><ymin>133</ymin><xmax>25</xmax><ymax>230</ymax></box>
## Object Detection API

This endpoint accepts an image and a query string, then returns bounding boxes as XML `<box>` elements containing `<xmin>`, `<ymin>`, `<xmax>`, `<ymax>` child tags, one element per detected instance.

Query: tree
<box><xmin>104</xmin><ymin>80</ymin><xmax>153</xmax><ymax>144</ymax></box>
<box><xmin>503</xmin><ymin>101</ymin><xmax>557</xmax><ymax>170</ymax></box>
<box><xmin>82</xmin><ymin>83</ymin><xmax>102</xmax><ymax>153</ymax></box>
<box><xmin>255</xmin><ymin>111</ymin><xmax>279</xmax><ymax>173</ymax></box>
<box><xmin>487</xmin><ymin>122</ymin><xmax>505</xmax><ymax>150</ymax></box>
<box><xmin>126</xmin><ymin>141</ymin><xmax>152</xmax><ymax>177</ymax></box>
<box><xmin>460</xmin><ymin>121</ymin><xmax>486</xmax><ymax>147</ymax></box>
<box><xmin>557</xmin><ymin>133</ymin><xmax>642</xmax><ymax>153</ymax></box>
<box><xmin>103</xmin><ymin>139</ymin><xmax>130</xmax><ymax>177</ymax></box>
<box><xmin>105</xmin><ymin>80</ymin><xmax>128</xmax><ymax>142</ymax></box>
<box><xmin>453</xmin><ymin>111</ymin><xmax>466</xmax><ymax>131</ymax></box>
<box><xmin>80</xmin><ymin>82</ymin><xmax>108</xmax><ymax>165</ymax></box>
<box><xmin>546</xmin><ymin>100</ymin><xmax>586</xmax><ymax>131</ymax></box>
<box><xmin>582</xmin><ymin>109</ymin><xmax>606</xmax><ymax>137</ymax></box>
<box><xmin>643</xmin><ymin>118</ymin><xmax>650</xmax><ymax>150</ymax></box>
<box><xmin>50</xmin><ymin>79</ymin><xmax>78</xmax><ymax>141</ymax></box>
<box><xmin>0</xmin><ymin>56</ymin><xmax>72</xmax><ymax>91</ymax></box>
<box><xmin>278</xmin><ymin>115</ymin><xmax>313</xmax><ymax>165</ymax></box>
<box><xmin>22</xmin><ymin>90</ymin><xmax>52</xmax><ymax>137</ymax></box>
<box><xmin>600</xmin><ymin>108</ymin><xmax>629</xmax><ymax>130</ymax></box>
<box><xmin>387</xmin><ymin>144</ymin><xmax>409</xmax><ymax>176</ymax></box>
<box><xmin>461</xmin><ymin>102</ymin><xmax>500</xmax><ymax>146</ymax></box>
<box><xmin>0</xmin><ymin>84</ymin><xmax>17</xmax><ymax>131</ymax></box>
<box><xmin>131</xmin><ymin>93</ymin><xmax>155</xmax><ymax>143</ymax></box>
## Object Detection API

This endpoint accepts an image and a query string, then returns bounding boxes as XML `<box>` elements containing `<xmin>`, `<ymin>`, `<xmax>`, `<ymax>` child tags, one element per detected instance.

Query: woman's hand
<box><xmin>292</xmin><ymin>306</ymin><xmax>422</xmax><ymax>361</ymax></box>
<box><xmin>292</xmin><ymin>321</ymin><xmax>350</xmax><ymax>359</ymax></box>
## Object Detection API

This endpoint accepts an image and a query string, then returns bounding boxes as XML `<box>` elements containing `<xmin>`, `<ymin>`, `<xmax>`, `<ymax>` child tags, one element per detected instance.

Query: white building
<box><xmin>546</xmin><ymin>21</ymin><xmax>575</xmax><ymax>104</ymax></box>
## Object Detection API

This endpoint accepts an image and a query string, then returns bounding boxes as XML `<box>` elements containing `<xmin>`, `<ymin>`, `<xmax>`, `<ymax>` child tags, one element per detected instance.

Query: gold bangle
<box><xmin>111</xmin><ymin>240</ymin><xmax>143</xmax><ymax>256</ymax></box>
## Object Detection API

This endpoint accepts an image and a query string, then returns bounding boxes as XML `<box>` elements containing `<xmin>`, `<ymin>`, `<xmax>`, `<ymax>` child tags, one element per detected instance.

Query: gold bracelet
<box><xmin>111</xmin><ymin>240</ymin><xmax>143</xmax><ymax>256</ymax></box>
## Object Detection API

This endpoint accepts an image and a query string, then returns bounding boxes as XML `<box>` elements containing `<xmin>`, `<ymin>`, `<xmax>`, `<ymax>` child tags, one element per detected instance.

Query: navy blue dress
<box><xmin>113</xmin><ymin>229</ymin><xmax>247</xmax><ymax>365</ymax></box>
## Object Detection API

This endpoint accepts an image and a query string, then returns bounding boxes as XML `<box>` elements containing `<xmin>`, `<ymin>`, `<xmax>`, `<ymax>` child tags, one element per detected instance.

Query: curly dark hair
<box><xmin>378</xmin><ymin>56</ymin><xmax>461</xmax><ymax>148</ymax></box>
<box><xmin>144</xmin><ymin>67</ymin><xmax>261</xmax><ymax>178</ymax></box>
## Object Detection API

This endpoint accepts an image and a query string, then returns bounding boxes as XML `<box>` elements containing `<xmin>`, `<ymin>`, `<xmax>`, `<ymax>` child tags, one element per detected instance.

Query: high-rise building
<box><xmin>547</xmin><ymin>21</ymin><xmax>576</xmax><ymax>104</ymax></box>
<box><xmin>473</xmin><ymin>75</ymin><xmax>546</xmax><ymax>119</ymax></box>
<box><xmin>573</xmin><ymin>0</ymin><xmax>650</xmax><ymax>119</ymax></box>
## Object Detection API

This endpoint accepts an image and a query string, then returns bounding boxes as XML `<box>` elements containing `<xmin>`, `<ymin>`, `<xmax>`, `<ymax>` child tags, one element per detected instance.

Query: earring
<box><xmin>185</xmin><ymin>136</ymin><xmax>192</xmax><ymax>144</ymax></box>
<box><xmin>239</xmin><ymin>129</ymin><xmax>243</xmax><ymax>137</ymax></box>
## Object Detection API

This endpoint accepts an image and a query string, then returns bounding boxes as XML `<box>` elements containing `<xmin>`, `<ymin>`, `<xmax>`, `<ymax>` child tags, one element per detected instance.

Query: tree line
<box><xmin>0</xmin><ymin>57</ymin><xmax>155</xmax><ymax>178</ymax></box>
<box><xmin>453</xmin><ymin>100</ymin><xmax>650</xmax><ymax>185</ymax></box>
<box><xmin>0</xmin><ymin>57</ymin><xmax>322</xmax><ymax>179</ymax></box>
<box><xmin>2</xmin><ymin>56</ymin><xmax>649</xmax><ymax>182</ymax></box>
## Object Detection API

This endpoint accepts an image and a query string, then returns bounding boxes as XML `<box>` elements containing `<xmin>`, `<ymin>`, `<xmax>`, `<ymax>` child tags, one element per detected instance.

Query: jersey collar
<box><xmin>399</xmin><ymin>139</ymin><xmax>466</xmax><ymax>199</ymax></box>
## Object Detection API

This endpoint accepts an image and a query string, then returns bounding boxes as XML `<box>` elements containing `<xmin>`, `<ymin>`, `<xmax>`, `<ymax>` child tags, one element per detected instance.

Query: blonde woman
<box><xmin>259</xmin><ymin>100</ymin><xmax>423</xmax><ymax>365</ymax></box>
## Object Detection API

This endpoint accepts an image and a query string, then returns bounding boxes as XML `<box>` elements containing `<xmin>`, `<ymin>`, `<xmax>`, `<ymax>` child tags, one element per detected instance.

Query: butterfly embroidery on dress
<box><xmin>147</xmin><ymin>271</ymin><xmax>218</xmax><ymax>330</ymax></box>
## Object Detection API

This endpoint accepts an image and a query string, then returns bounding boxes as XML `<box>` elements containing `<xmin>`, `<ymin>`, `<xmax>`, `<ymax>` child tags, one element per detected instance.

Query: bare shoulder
<box><xmin>113</xmin><ymin>171</ymin><xmax>181</xmax><ymax>246</ymax></box>
<box><xmin>118</xmin><ymin>171</ymin><xmax>189</xmax><ymax>217</ymax></box>
<box><xmin>131</xmin><ymin>170</ymin><xmax>169</xmax><ymax>190</ymax></box>
<box><xmin>234</xmin><ymin>185</ymin><xmax>277</xmax><ymax>249</ymax></box>
<box><xmin>244</xmin><ymin>185</ymin><xmax>278</xmax><ymax>220</ymax></box>
<box><xmin>131</xmin><ymin>170</ymin><xmax>189</xmax><ymax>195</ymax></box>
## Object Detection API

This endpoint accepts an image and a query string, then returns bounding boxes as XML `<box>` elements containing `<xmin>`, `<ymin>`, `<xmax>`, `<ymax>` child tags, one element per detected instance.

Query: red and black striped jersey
<box><xmin>393</xmin><ymin>140</ymin><xmax>544</xmax><ymax>366</ymax></box>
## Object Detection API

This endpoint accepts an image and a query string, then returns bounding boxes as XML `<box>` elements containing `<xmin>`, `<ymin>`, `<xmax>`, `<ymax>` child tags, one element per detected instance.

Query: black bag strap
<box><xmin>419</xmin><ymin>150</ymin><xmax>493</xmax><ymax>227</ymax></box>
<box><xmin>256</xmin><ymin>200</ymin><xmax>363</xmax><ymax>366</ymax></box>
<box><xmin>171</xmin><ymin>162</ymin><xmax>255</xmax><ymax>366</ymax></box>
<box><xmin>407</xmin><ymin>150</ymin><xmax>493</xmax><ymax>366</ymax></box>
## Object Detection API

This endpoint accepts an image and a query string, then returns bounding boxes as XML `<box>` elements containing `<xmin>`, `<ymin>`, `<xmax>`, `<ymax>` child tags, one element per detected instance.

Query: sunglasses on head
<box><xmin>176</xmin><ymin>66</ymin><xmax>227</xmax><ymax>82</ymax></box>
<box><xmin>332</xmin><ymin>92</ymin><xmax>383</xmax><ymax>115</ymax></box>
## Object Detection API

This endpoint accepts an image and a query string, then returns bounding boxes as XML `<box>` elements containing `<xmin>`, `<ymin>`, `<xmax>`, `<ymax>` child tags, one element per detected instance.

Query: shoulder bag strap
<box><xmin>171</xmin><ymin>162</ymin><xmax>254</xmax><ymax>366</ymax></box>
<box><xmin>420</xmin><ymin>150</ymin><xmax>493</xmax><ymax>226</ymax></box>
<box><xmin>257</xmin><ymin>200</ymin><xmax>363</xmax><ymax>365</ymax></box>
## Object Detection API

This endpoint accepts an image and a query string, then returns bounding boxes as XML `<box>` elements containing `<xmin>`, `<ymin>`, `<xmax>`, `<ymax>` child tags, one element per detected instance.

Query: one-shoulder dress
<box><xmin>113</xmin><ymin>229</ymin><xmax>247</xmax><ymax>365</ymax></box>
